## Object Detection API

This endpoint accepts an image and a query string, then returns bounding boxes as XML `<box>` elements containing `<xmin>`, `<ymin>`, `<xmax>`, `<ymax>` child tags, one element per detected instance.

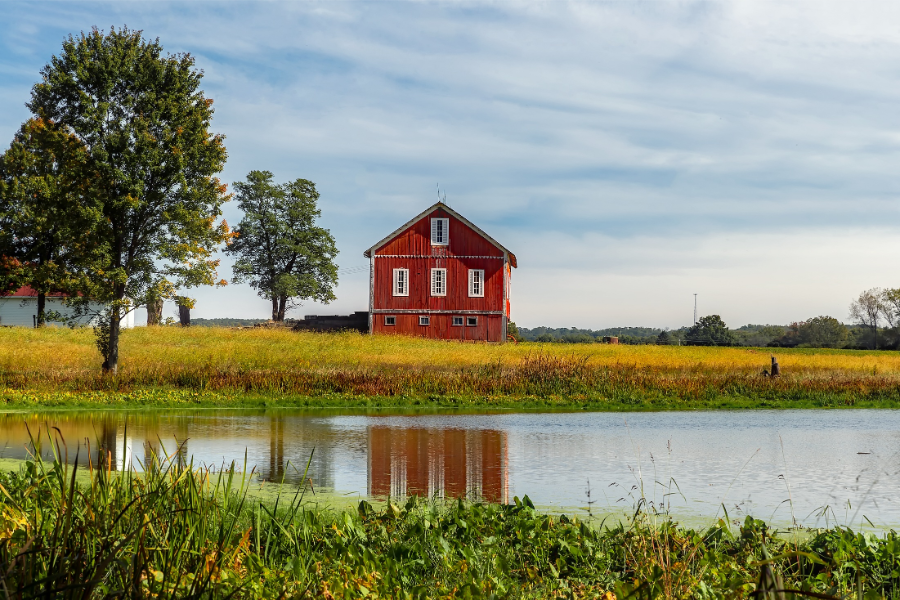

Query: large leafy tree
<box><xmin>684</xmin><ymin>315</ymin><xmax>735</xmax><ymax>346</ymax></box>
<box><xmin>0</xmin><ymin>118</ymin><xmax>99</xmax><ymax>325</ymax></box>
<box><xmin>28</xmin><ymin>27</ymin><xmax>231</xmax><ymax>371</ymax></box>
<box><xmin>227</xmin><ymin>171</ymin><xmax>338</xmax><ymax>321</ymax></box>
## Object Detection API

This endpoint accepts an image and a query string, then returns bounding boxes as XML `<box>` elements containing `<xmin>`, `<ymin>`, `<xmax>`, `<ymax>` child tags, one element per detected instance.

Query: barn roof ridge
<box><xmin>363</xmin><ymin>201</ymin><xmax>517</xmax><ymax>267</ymax></box>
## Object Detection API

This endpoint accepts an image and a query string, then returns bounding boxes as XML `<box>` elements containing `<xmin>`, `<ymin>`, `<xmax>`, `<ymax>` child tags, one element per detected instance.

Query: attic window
<box><xmin>431</xmin><ymin>218</ymin><xmax>449</xmax><ymax>246</ymax></box>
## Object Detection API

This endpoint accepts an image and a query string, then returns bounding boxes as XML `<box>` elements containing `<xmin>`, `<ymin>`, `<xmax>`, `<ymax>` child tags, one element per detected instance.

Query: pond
<box><xmin>1</xmin><ymin>408</ymin><xmax>897</xmax><ymax>528</ymax></box>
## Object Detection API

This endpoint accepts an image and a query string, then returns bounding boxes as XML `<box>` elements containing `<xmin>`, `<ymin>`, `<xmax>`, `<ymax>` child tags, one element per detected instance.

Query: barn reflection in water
<box><xmin>367</xmin><ymin>427</ymin><xmax>508</xmax><ymax>503</ymax></box>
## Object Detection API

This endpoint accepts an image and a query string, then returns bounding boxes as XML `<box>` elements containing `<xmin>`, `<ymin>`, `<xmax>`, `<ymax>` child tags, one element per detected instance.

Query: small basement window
<box><xmin>466</xmin><ymin>316</ymin><xmax>478</xmax><ymax>327</ymax></box>
<box><xmin>419</xmin><ymin>316</ymin><xmax>430</xmax><ymax>326</ymax></box>
<box><xmin>384</xmin><ymin>316</ymin><xmax>396</xmax><ymax>326</ymax></box>
<box><xmin>452</xmin><ymin>316</ymin><xmax>464</xmax><ymax>326</ymax></box>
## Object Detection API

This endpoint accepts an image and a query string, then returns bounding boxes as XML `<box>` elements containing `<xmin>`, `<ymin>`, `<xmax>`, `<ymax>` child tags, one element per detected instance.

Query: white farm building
<box><xmin>0</xmin><ymin>286</ymin><xmax>135</xmax><ymax>328</ymax></box>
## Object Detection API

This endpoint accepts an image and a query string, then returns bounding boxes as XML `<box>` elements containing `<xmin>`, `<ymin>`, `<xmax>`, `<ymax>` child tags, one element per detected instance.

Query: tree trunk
<box><xmin>103</xmin><ymin>302</ymin><xmax>121</xmax><ymax>374</ymax></box>
<box><xmin>36</xmin><ymin>293</ymin><xmax>46</xmax><ymax>327</ymax></box>
<box><xmin>271</xmin><ymin>296</ymin><xmax>279</xmax><ymax>321</ymax></box>
<box><xmin>146</xmin><ymin>298</ymin><xmax>163</xmax><ymax>325</ymax></box>
<box><xmin>179</xmin><ymin>304</ymin><xmax>191</xmax><ymax>326</ymax></box>
<box><xmin>277</xmin><ymin>295</ymin><xmax>287</xmax><ymax>322</ymax></box>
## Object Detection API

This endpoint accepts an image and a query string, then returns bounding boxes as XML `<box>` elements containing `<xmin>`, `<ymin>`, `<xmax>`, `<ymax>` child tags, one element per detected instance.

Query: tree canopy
<box><xmin>684</xmin><ymin>315</ymin><xmax>735</xmax><ymax>346</ymax></box>
<box><xmin>226</xmin><ymin>171</ymin><xmax>338</xmax><ymax>321</ymax></box>
<box><xmin>0</xmin><ymin>118</ymin><xmax>99</xmax><ymax>324</ymax></box>
<box><xmin>26</xmin><ymin>26</ymin><xmax>231</xmax><ymax>371</ymax></box>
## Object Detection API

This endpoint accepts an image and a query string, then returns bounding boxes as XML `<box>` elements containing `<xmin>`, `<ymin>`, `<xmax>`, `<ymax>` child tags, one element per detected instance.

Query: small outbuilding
<box><xmin>0</xmin><ymin>286</ymin><xmax>135</xmax><ymax>328</ymax></box>
<box><xmin>363</xmin><ymin>202</ymin><xmax>517</xmax><ymax>342</ymax></box>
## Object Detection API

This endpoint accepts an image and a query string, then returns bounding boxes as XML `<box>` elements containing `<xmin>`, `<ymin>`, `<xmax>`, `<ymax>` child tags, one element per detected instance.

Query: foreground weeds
<box><xmin>4</xmin><ymin>328</ymin><xmax>900</xmax><ymax>408</ymax></box>
<box><xmin>0</xmin><ymin>434</ymin><xmax>899</xmax><ymax>598</ymax></box>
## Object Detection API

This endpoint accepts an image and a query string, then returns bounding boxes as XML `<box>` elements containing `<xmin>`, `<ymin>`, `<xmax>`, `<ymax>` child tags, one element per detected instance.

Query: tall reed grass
<box><xmin>4</xmin><ymin>327</ymin><xmax>900</xmax><ymax>406</ymax></box>
<box><xmin>1</xmin><ymin>431</ymin><xmax>898</xmax><ymax>599</ymax></box>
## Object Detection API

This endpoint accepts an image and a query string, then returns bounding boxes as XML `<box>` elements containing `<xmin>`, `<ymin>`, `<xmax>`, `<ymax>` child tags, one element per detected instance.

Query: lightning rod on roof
<box><xmin>436</xmin><ymin>183</ymin><xmax>448</xmax><ymax>206</ymax></box>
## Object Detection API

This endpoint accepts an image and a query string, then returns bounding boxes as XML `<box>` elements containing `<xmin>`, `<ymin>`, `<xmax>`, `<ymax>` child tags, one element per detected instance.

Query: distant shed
<box><xmin>0</xmin><ymin>286</ymin><xmax>135</xmax><ymax>328</ymax></box>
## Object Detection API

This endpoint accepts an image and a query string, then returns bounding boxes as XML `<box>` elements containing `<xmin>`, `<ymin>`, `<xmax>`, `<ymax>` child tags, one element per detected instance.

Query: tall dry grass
<box><xmin>3</xmin><ymin>327</ymin><xmax>900</xmax><ymax>403</ymax></box>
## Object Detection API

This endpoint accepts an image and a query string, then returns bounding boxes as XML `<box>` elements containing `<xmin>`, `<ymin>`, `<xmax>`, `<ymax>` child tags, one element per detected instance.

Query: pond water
<box><xmin>1</xmin><ymin>408</ymin><xmax>898</xmax><ymax>528</ymax></box>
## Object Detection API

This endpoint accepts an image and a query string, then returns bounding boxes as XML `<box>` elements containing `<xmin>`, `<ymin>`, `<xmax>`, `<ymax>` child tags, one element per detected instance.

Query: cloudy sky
<box><xmin>2</xmin><ymin>1</ymin><xmax>899</xmax><ymax>329</ymax></box>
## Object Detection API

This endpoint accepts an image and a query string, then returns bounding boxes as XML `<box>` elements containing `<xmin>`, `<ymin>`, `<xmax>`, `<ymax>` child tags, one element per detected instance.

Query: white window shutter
<box><xmin>468</xmin><ymin>270</ymin><xmax>474</xmax><ymax>296</ymax></box>
<box><xmin>431</xmin><ymin>269</ymin><xmax>437</xmax><ymax>295</ymax></box>
<box><xmin>431</xmin><ymin>219</ymin><xmax>438</xmax><ymax>244</ymax></box>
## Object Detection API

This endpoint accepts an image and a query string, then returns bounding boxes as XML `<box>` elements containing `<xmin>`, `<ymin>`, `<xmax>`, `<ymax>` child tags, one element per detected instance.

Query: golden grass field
<box><xmin>2</xmin><ymin>326</ymin><xmax>900</xmax><ymax>407</ymax></box>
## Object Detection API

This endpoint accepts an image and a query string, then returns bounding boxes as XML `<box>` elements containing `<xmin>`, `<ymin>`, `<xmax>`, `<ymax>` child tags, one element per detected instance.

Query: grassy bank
<box><xmin>4</xmin><ymin>327</ymin><xmax>900</xmax><ymax>409</ymax></box>
<box><xmin>1</xmin><ymin>448</ymin><xmax>898</xmax><ymax>599</ymax></box>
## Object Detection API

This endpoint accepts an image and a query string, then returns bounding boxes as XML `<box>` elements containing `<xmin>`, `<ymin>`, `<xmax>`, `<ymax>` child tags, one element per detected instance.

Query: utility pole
<box><xmin>693</xmin><ymin>294</ymin><xmax>697</xmax><ymax>325</ymax></box>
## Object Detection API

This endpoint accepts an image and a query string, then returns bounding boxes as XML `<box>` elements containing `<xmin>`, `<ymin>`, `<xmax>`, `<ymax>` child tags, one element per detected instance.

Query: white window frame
<box><xmin>430</xmin><ymin>268</ymin><xmax>447</xmax><ymax>297</ymax></box>
<box><xmin>384</xmin><ymin>316</ymin><xmax>396</xmax><ymax>326</ymax></box>
<box><xmin>452</xmin><ymin>316</ymin><xmax>464</xmax><ymax>327</ymax></box>
<box><xmin>466</xmin><ymin>316</ymin><xmax>478</xmax><ymax>327</ymax></box>
<box><xmin>468</xmin><ymin>269</ymin><xmax>485</xmax><ymax>298</ymax></box>
<box><xmin>419</xmin><ymin>316</ymin><xmax>430</xmax><ymax>326</ymax></box>
<box><xmin>431</xmin><ymin>218</ymin><xmax>449</xmax><ymax>246</ymax></box>
<box><xmin>393</xmin><ymin>268</ymin><xmax>409</xmax><ymax>297</ymax></box>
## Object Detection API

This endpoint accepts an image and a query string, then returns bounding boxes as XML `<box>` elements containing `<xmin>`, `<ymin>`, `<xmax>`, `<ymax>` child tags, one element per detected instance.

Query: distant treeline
<box><xmin>190</xmin><ymin>318</ymin><xmax>269</xmax><ymax>328</ymax></box>
<box><xmin>515</xmin><ymin>320</ymin><xmax>881</xmax><ymax>349</ymax></box>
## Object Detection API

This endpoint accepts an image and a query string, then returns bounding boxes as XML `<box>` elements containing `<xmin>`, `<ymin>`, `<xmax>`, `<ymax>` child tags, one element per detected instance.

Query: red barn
<box><xmin>364</xmin><ymin>202</ymin><xmax>517</xmax><ymax>342</ymax></box>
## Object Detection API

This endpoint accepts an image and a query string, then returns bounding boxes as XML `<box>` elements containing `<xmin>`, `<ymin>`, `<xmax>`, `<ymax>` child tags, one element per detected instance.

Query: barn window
<box><xmin>468</xmin><ymin>269</ymin><xmax>485</xmax><ymax>297</ymax></box>
<box><xmin>431</xmin><ymin>268</ymin><xmax>447</xmax><ymax>296</ymax></box>
<box><xmin>419</xmin><ymin>316</ymin><xmax>430</xmax><ymax>326</ymax></box>
<box><xmin>452</xmin><ymin>316</ymin><xmax>464</xmax><ymax>326</ymax></box>
<box><xmin>393</xmin><ymin>268</ymin><xmax>409</xmax><ymax>296</ymax></box>
<box><xmin>431</xmin><ymin>218</ymin><xmax>449</xmax><ymax>246</ymax></box>
<box><xmin>466</xmin><ymin>316</ymin><xmax>478</xmax><ymax>327</ymax></box>
<box><xmin>384</xmin><ymin>316</ymin><xmax>396</xmax><ymax>326</ymax></box>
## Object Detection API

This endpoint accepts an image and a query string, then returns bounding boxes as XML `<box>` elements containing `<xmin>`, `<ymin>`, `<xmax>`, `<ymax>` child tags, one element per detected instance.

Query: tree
<box><xmin>0</xmin><ymin>118</ymin><xmax>98</xmax><ymax>325</ymax></box>
<box><xmin>226</xmin><ymin>171</ymin><xmax>338</xmax><ymax>321</ymax></box>
<box><xmin>774</xmin><ymin>316</ymin><xmax>848</xmax><ymax>348</ymax></box>
<box><xmin>684</xmin><ymin>315</ymin><xmax>735</xmax><ymax>346</ymax></box>
<box><xmin>656</xmin><ymin>330</ymin><xmax>671</xmax><ymax>345</ymax></box>
<box><xmin>849</xmin><ymin>288</ymin><xmax>883</xmax><ymax>349</ymax></box>
<box><xmin>506</xmin><ymin>321</ymin><xmax>522</xmax><ymax>342</ymax></box>
<box><xmin>798</xmin><ymin>316</ymin><xmax>848</xmax><ymax>348</ymax></box>
<box><xmin>28</xmin><ymin>27</ymin><xmax>231</xmax><ymax>371</ymax></box>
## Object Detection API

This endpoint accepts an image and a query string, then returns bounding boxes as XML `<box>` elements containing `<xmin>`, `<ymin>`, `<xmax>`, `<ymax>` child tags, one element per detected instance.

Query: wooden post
<box><xmin>771</xmin><ymin>356</ymin><xmax>780</xmax><ymax>377</ymax></box>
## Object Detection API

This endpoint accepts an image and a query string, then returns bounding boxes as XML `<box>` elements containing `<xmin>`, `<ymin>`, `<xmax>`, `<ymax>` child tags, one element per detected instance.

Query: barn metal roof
<box><xmin>363</xmin><ymin>202</ymin><xmax>517</xmax><ymax>268</ymax></box>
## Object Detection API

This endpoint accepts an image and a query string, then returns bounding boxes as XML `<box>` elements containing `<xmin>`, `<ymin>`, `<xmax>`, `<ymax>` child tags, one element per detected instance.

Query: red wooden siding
<box><xmin>368</xmin><ymin>204</ymin><xmax>513</xmax><ymax>343</ymax></box>
<box><xmin>372</xmin><ymin>314</ymin><xmax>503</xmax><ymax>341</ymax></box>
<box><xmin>375</xmin><ymin>208</ymin><xmax>504</xmax><ymax>258</ymax></box>
<box><xmin>373</xmin><ymin>257</ymin><xmax>503</xmax><ymax>312</ymax></box>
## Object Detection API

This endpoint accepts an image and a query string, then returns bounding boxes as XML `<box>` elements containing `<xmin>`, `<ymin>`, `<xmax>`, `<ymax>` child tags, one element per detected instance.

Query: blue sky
<box><xmin>3</xmin><ymin>1</ymin><xmax>900</xmax><ymax>329</ymax></box>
